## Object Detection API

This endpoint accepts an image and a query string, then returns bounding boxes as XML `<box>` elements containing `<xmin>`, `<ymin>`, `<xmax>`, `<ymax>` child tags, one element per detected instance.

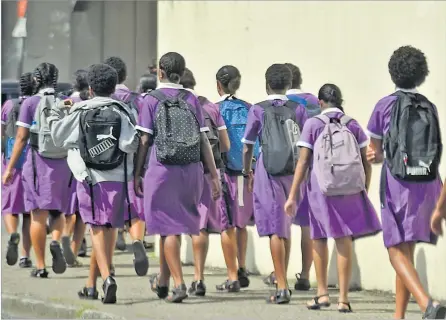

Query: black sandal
<box><xmin>165</xmin><ymin>284</ymin><xmax>188</xmax><ymax>303</ymax></box>
<box><xmin>263</xmin><ymin>272</ymin><xmax>277</xmax><ymax>286</ymax></box>
<box><xmin>101</xmin><ymin>276</ymin><xmax>117</xmax><ymax>304</ymax></box>
<box><xmin>266</xmin><ymin>289</ymin><xmax>291</xmax><ymax>304</ymax></box>
<box><xmin>30</xmin><ymin>268</ymin><xmax>48</xmax><ymax>278</ymax></box>
<box><xmin>294</xmin><ymin>273</ymin><xmax>311</xmax><ymax>291</ymax></box>
<box><xmin>149</xmin><ymin>274</ymin><xmax>169</xmax><ymax>299</ymax></box>
<box><xmin>338</xmin><ymin>302</ymin><xmax>353</xmax><ymax>313</ymax></box>
<box><xmin>78</xmin><ymin>287</ymin><xmax>99</xmax><ymax>300</ymax></box>
<box><xmin>216</xmin><ymin>279</ymin><xmax>241</xmax><ymax>292</ymax></box>
<box><xmin>306</xmin><ymin>294</ymin><xmax>331</xmax><ymax>310</ymax></box>
<box><xmin>423</xmin><ymin>299</ymin><xmax>446</xmax><ymax>319</ymax></box>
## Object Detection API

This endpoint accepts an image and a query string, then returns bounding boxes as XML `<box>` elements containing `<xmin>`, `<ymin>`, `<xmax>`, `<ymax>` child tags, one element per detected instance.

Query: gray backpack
<box><xmin>313</xmin><ymin>114</ymin><xmax>365</xmax><ymax>196</ymax></box>
<box><xmin>29</xmin><ymin>92</ymin><xmax>68</xmax><ymax>158</ymax></box>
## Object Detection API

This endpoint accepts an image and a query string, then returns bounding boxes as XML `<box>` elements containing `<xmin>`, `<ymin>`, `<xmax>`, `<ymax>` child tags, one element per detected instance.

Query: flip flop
<box><xmin>338</xmin><ymin>301</ymin><xmax>353</xmax><ymax>313</ymax></box>
<box><xmin>306</xmin><ymin>294</ymin><xmax>331</xmax><ymax>310</ymax></box>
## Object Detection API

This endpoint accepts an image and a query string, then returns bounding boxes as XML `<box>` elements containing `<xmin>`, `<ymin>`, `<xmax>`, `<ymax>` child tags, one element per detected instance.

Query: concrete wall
<box><xmin>1</xmin><ymin>0</ymin><xmax>157</xmax><ymax>89</ymax></box>
<box><xmin>157</xmin><ymin>1</ymin><xmax>446</xmax><ymax>299</ymax></box>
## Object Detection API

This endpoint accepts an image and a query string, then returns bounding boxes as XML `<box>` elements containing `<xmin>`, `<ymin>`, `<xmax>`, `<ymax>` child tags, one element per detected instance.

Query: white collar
<box><xmin>321</xmin><ymin>107</ymin><xmax>343</xmax><ymax>114</ymax></box>
<box><xmin>157</xmin><ymin>82</ymin><xmax>183</xmax><ymax>90</ymax></box>
<box><xmin>396</xmin><ymin>87</ymin><xmax>418</xmax><ymax>94</ymax></box>
<box><xmin>266</xmin><ymin>94</ymin><xmax>288</xmax><ymax>101</ymax></box>
<box><xmin>70</xmin><ymin>91</ymin><xmax>80</xmax><ymax>97</ymax></box>
<box><xmin>286</xmin><ymin>89</ymin><xmax>304</xmax><ymax>95</ymax></box>
<box><xmin>115</xmin><ymin>84</ymin><xmax>129</xmax><ymax>90</ymax></box>
<box><xmin>38</xmin><ymin>88</ymin><xmax>55</xmax><ymax>94</ymax></box>
<box><xmin>185</xmin><ymin>88</ymin><xmax>198</xmax><ymax>97</ymax></box>
<box><xmin>217</xmin><ymin>94</ymin><xmax>232</xmax><ymax>102</ymax></box>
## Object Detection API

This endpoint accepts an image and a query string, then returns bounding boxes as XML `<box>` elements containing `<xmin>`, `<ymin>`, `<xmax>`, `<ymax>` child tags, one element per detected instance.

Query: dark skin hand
<box><xmin>242</xmin><ymin>144</ymin><xmax>254</xmax><ymax>192</ymax></box>
<box><xmin>431</xmin><ymin>179</ymin><xmax>446</xmax><ymax>236</ymax></box>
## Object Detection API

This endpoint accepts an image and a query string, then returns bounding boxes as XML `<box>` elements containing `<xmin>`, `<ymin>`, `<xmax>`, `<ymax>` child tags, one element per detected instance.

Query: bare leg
<box><xmin>389</xmin><ymin>242</ymin><xmax>432</xmax><ymax>317</ymax></box>
<box><xmin>270</xmin><ymin>235</ymin><xmax>287</xmax><ymax>290</ymax></box>
<box><xmin>163</xmin><ymin>235</ymin><xmax>184</xmax><ymax>287</ymax></box>
<box><xmin>89</xmin><ymin>227</ymin><xmax>111</xmax><ymax>280</ymax></box>
<box><xmin>393</xmin><ymin>243</ymin><xmax>414</xmax><ymax>319</ymax></box>
<box><xmin>21</xmin><ymin>214</ymin><xmax>32</xmax><ymax>258</ymax></box>
<box><xmin>191</xmin><ymin>231</ymin><xmax>209</xmax><ymax>281</ymax></box>
<box><xmin>3</xmin><ymin>214</ymin><xmax>19</xmax><ymax>234</ymax></box>
<box><xmin>221</xmin><ymin>227</ymin><xmax>238</xmax><ymax>281</ymax></box>
<box><xmin>284</xmin><ymin>237</ymin><xmax>291</xmax><ymax>274</ymax></box>
<box><xmin>300</xmin><ymin>226</ymin><xmax>313</xmax><ymax>279</ymax></box>
<box><xmin>128</xmin><ymin>218</ymin><xmax>145</xmax><ymax>242</ymax></box>
<box><xmin>308</xmin><ymin>239</ymin><xmax>329</xmax><ymax>306</ymax></box>
<box><xmin>63</xmin><ymin>214</ymin><xmax>76</xmax><ymax>237</ymax></box>
<box><xmin>30</xmin><ymin>210</ymin><xmax>49</xmax><ymax>269</ymax></box>
<box><xmin>85</xmin><ymin>247</ymin><xmax>100</xmax><ymax>288</ymax></box>
<box><xmin>236</xmin><ymin>227</ymin><xmax>248</xmax><ymax>269</ymax></box>
<box><xmin>71</xmin><ymin>214</ymin><xmax>86</xmax><ymax>256</ymax></box>
<box><xmin>335</xmin><ymin>236</ymin><xmax>353</xmax><ymax>308</ymax></box>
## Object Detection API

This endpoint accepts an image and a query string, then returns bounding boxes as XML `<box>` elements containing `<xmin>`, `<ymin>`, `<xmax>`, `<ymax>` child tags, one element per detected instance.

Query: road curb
<box><xmin>1</xmin><ymin>294</ymin><xmax>125</xmax><ymax>319</ymax></box>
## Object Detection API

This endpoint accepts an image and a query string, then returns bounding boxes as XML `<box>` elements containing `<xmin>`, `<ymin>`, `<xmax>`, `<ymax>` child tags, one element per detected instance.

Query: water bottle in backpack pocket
<box><xmin>313</xmin><ymin>115</ymin><xmax>365</xmax><ymax>196</ymax></box>
<box><xmin>258</xmin><ymin>100</ymin><xmax>300</xmax><ymax>176</ymax></box>
<box><xmin>219</xmin><ymin>98</ymin><xmax>259</xmax><ymax>173</ymax></box>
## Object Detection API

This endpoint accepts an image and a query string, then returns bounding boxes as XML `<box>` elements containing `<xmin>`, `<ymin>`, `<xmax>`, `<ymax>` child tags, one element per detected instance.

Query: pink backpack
<box><xmin>313</xmin><ymin>114</ymin><xmax>365</xmax><ymax>196</ymax></box>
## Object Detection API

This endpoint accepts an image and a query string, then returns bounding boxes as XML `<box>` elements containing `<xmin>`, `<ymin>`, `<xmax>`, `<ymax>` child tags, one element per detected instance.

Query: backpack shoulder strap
<box><xmin>315</xmin><ymin>114</ymin><xmax>330</xmax><ymax>124</ymax></box>
<box><xmin>340</xmin><ymin>115</ymin><xmax>353</xmax><ymax>126</ymax></box>
<box><xmin>257</xmin><ymin>100</ymin><xmax>273</xmax><ymax>109</ymax></box>
<box><xmin>177</xmin><ymin>89</ymin><xmax>189</xmax><ymax>100</ymax></box>
<box><xmin>148</xmin><ymin>90</ymin><xmax>167</xmax><ymax>102</ymax></box>
<box><xmin>198</xmin><ymin>96</ymin><xmax>208</xmax><ymax>105</ymax></box>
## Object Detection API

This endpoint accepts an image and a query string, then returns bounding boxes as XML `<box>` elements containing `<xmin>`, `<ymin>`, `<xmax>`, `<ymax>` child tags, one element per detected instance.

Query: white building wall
<box><xmin>157</xmin><ymin>1</ymin><xmax>446</xmax><ymax>299</ymax></box>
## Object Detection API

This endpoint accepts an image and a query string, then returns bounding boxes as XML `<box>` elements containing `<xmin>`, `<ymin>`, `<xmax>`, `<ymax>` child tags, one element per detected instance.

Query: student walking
<box><xmin>243</xmin><ymin>64</ymin><xmax>308</xmax><ymax>304</ymax></box>
<box><xmin>49</xmin><ymin>63</ymin><xmax>139</xmax><ymax>303</ymax></box>
<box><xmin>104</xmin><ymin>56</ymin><xmax>149</xmax><ymax>277</ymax></box>
<box><xmin>62</xmin><ymin>69</ymin><xmax>89</xmax><ymax>267</ymax></box>
<box><xmin>3</xmin><ymin>62</ymin><xmax>69</xmax><ymax>278</ymax></box>
<box><xmin>366</xmin><ymin>45</ymin><xmax>446</xmax><ymax>319</ymax></box>
<box><xmin>134</xmin><ymin>52</ymin><xmax>220</xmax><ymax>303</ymax></box>
<box><xmin>180</xmin><ymin>68</ymin><xmax>241</xmax><ymax>295</ymax></box>
<box><xmin>216</xmin><ymin>65</ymin><xmax>257</xmax><ymax>288</ymax></box>
<box><xmin>2</xmin><ymin>72</ymin><xmax>34</xmax><ymax>268</ymax></box>
<box><xmin>285</xmin><ymin>83</ymin><xmax>382</xmax><ymax>312</ymax></box>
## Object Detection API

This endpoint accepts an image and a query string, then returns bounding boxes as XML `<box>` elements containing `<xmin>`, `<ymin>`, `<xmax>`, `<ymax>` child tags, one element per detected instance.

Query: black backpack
<box><xmin>198</xmin><ymin>96</ymin><xmax>224</xmax><ymax>173</ymax></box>
<box><xmin>150</xmin><ymin>90</ymin><xmax>201</xmax><ymax>165</ymax></box>
<box><xmin>112</xmin><ymin>92</ymin><xmax>139</xmax><ymax>114</ymax></box>
<box><xmin>384</xmin><ymin>91</ymin><xmax>442</xmax><ymax>182</ymax></box>
<box><xmin>78</xmin><ymin>103</ymin><xmax>134</xmax><ymax>170</ymax></box>
<box><xmin>258</xmin><ymin>100</ymin><xmax>301</xmax><ymax>176</ymax></box>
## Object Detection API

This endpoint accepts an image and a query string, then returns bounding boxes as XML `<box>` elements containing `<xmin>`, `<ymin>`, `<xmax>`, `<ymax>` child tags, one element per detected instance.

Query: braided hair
<box><xmin>19</xmin><ymin>72</ymin><xmax>34</xmax><ymax>97</ymax></box>
<box><xmin>33</xmin><ymin>62</ymin><xmax>59</xmax><ymax>94</ymax></box>
<box><xmin>159</xmin><ymin>52</ymin><xmax>186</xmax><ymax>84</ymax></box>
<box><xmin>318</xmin><ymin>83</ymin><xmax>344</xmax><ymax>112</ymax></box>
<box><xmin>216</xmin><ymin>65</ymin><xmax>241</xmax><ymax>95</ymax></box>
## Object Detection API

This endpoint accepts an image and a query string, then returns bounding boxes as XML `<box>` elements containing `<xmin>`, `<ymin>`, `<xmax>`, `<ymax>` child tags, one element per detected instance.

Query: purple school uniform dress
<box><xmin>1</xmin><ymin>98</ymin><xmax>28</xmax><ymax>215</ymax></box>
<box><xmin>66</xmin><ymin>93</ymin><xmax>83</xmax><ymax>215</ymax></box>
<box><xmin>217</xmin><ymin>94</ymin><xmax>255</xmax><ymax>229</ymax></box>
<box><xmin>113</xmin><ymin>84</ymin><xmax>144</xmax><ymax>221</ymax></box>
<box><xmin>17</xmin><ymin>91</ymin><xmax>71</xmax><ymax>213</ymax></box>
<box><xmin>136</xmin><ymin>83</ymin><xmax>208</xmax><ymax>236</ymax></box>
<box><xmin>187</xmin><ymin>90</ymin><xmax>232</xmax><ymax>233</ymax></box>
<box><xmin>286</xmin><ymin>89</ymin><xmax>319</xmax><ymax>106</ymax></box>
<box><xmin>367</xmin><ymin>89</ymin><xmax>441</xmax><ymax>248</ymax></box>
<box><xmin>298</xmin><ymin>107</ymin><xmax>382</xmax><ymax>240</ymax></box>
<box><xmin>242</xmin><ymin>95</ymin><xmax>308</xmax><ymax>239</ymax></box>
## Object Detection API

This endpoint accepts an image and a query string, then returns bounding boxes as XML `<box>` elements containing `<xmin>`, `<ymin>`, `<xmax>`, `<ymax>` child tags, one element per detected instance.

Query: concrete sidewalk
<box><xmin>1</xmin><ymin>234</ymin><xmax>424</xmax><ymax>319</ymax></box>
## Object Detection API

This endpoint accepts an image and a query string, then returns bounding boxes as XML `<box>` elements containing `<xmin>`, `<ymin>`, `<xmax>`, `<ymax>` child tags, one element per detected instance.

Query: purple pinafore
<box><xmin>136</xmin><ymin>83</ymin><xmax>207</xmax><ymax>236</ymax></box>
<box><xmin>297</xmin><ymin>107</ymin><xmax>382</xmax><ymax>240</ymax></box>
<box><xmin>243</xmin><ymin>95</ymin><xmax>308</xmax><ymax>239</ymax></box>
<box><xmin>367</xmin><ymin>89</ymin><xmax>442</xmax><ymax>248</ymax></box>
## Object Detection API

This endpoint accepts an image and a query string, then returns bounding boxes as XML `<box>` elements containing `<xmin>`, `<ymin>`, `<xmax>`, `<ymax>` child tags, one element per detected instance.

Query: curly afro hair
<box><xmin>87</xmin><ymin>63</ymin><xmax>118</xmax><ymax>97</ymax></box>
<box><xmin>388</xmin><ymin>46</ymin><xmax>429</xmax><ymax>89</ymax></box>
<box><xmin>265</xmin><ymin>64</ymin><xmax>292</xmax><ymax>91</ymax></box>
<box><xmin>103</xmin><ymin>56</ymin><xmax>127</xmax><ymax>84</ymax></box>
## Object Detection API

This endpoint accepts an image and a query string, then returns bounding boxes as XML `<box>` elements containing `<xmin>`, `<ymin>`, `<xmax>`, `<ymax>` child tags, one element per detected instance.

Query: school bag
<box><xmin>198</xmin><ymin>96</ymin><xmax>224</xmax><ymax>173</ymax></box>
<box><xmin>3</xmin><ymin>98</ymin><xmax>28</xmax><ymax>168</ymax></box>
<box><xmin>313</xmin><ymin>114</ymin><xmax>365</xmax><ymax>196</ymax></box>
<box><xmin>258</xmin><ymin>100</ymin><xmax>301</xmax><ymax>176</ymax></box>
<box><xmin>384</xmin><ymin>91</ymin><xmax>442</xmax><ymax>182</ymax></box>
<box><xmin>149</xmin><ymin>90</ymin><xmax>201</xmax><ymax>165</ymax></box>
<box><xmin>287</xmin><ymin>94</ymin><xmax>321</xmax><ymax>118</ymax></box>
<box><xmin>218</xmin><ymin>96</ymin><xmax>259</xmax><ymax>173</ymax></box>
<box><xmin>29</xmin><ymin>92</ymin><xmax>68</xmax><ymax>158</ymax></box>
<box><xmin>112</xmin><ymin>92</ymin><xmax>140</xmax><ymax>114</ymax></box>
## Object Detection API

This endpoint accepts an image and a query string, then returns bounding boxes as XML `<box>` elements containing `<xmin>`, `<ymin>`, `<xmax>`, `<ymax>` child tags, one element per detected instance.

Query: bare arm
<box><xmin>219</xmin><ymin>129</ymin><xmax>230</xmax><ymax>153</ymax></box>
<box><xmin>134</xmin><ymin>132</ymin><xmax>152</xmax><ymax>179</ymax></box>
<box><xmin>243</xmin><ymin>144</ymin><xmax>254</xmax><ymax>172</ymax></box>
<box><xmin>288</xmin><ymin>147</ymin><xmax>312</xmax><ymax>201</ymax></box>
<box><xmin>361</xmin><ymin>147</ymin><xmax>372</xmax><ymax>191</ymax></box>
<box><xmin>6</xmin><ymin>127</ymin><xmax>29</xmax><ymax>171</ymax></box>
<box><xmin>435</xmin><ymin>180</ymin><xmax>446</xmax><ymax>217</ymax></box>
<box><xmin>369</xmin><ymin>137</ymin><xmax>384</xmax><ymax>164</ymax></box>
<box><xmin>201</xmin><ymin>132</ymin><xmax>218</xmax><ymax>180</ymax></box>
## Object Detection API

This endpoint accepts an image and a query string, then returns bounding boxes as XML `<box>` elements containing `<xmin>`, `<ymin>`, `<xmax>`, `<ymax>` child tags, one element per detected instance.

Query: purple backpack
<box><xmin>313</xmin><ymin>114</ymin><xmax>365</xmax><ymax>196</ymax></box>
